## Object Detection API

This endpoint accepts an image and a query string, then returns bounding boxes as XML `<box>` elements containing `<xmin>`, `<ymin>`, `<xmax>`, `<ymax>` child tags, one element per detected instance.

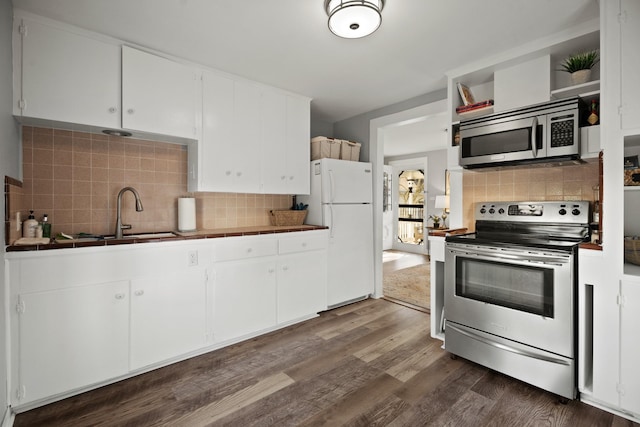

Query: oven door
<box><xmin>444</xmin><ymin>242</ymin><xmax>574</xmax><ymax>358</ymax></box>
<box><xmin>459</xmin><ymin>114</ymin><xmax>545</xmax><ymax>167</ymax></box>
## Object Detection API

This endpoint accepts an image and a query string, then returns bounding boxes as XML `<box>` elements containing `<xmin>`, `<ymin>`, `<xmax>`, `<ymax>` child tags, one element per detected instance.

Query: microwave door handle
<box><xmin>531</xmin><ymin>116</ymin><xmax>538</xmax><ymax>158</ymax></box>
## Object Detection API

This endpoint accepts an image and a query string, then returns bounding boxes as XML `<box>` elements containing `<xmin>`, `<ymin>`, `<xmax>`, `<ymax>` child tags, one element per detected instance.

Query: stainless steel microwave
<box><xmin>459</xmin><ymin>97</ymin><xmax>581</xmax><ymax>168</ymax></box>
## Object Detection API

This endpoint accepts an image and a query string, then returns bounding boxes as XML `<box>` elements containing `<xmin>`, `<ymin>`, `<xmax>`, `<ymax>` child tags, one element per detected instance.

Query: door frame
<box><xmin>369</xmin><ymin>99</ymin><xmax>447</xmax><ymax>298</ymax></box>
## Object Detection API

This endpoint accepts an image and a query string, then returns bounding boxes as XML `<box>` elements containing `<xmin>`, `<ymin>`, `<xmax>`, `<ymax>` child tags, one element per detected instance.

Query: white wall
<box><xmin>1</xmin><ymin>0</ymin><xmax>20</xmax><ymax>420</ymax></box>
<box><xmin>333</xmin><ymin>89</ymin><xmax>447</xmax><ymax>162</ymax></box>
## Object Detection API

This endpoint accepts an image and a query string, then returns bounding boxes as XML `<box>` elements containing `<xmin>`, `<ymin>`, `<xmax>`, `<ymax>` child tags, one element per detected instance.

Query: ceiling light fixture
<box><xmin>325</xmin><ymin>0</ymin><xmax>385</xmax><ymax>39</ymax></box>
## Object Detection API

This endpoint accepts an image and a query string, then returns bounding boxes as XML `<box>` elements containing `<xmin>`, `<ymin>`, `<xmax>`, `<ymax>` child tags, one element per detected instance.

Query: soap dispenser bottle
<box><xmin>41</xmin><ymin>214</ymin><xmax>52</xmax><ymax>238</ymax></box>
<box><xmin>23</xmin><ymin>210</ymin><xmax>38</xmax><ymax>238</ymax></box>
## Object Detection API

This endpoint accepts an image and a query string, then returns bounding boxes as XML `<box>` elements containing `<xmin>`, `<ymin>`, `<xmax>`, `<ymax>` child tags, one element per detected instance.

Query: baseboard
<box><xmin>1</xmin><ymin>406</ymin><xmax>14</xmax><ymax>427</ymax></box>
<box><xmin>580</xmin><ymin>395</ymin><xmax>640</xmax><ymax>423</ymax></box>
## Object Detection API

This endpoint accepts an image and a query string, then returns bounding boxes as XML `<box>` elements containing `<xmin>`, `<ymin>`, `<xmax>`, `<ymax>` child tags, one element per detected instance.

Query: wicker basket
<box><xmin>270</xmin><ymin>210</ymin><xmax>307</xmax><ymax>226</ymax></box>
<box><xmin>624</xmin><ymin>236</ymin><xmax>640</xmax><ymax>265</ymax></box>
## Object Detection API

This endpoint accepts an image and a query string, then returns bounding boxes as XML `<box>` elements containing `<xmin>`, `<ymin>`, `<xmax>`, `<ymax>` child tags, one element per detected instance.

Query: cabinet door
<box><xmin>18</xmin><ymin>281</ymin><xmax>129</xmax><ymax>404</ymax></box>
<box><xmin>198</xmin><ymin>75</ymin><xmax>262</xmax><ymax>193</ymax></box>
<box><xmin>122</xmin><ymin>46</ymin><xmax>198</xmax><ymax>139</ymax></box>
<box><xmin>259</xmin><ymin>91</ymin><xmax>311</xmax><ymax>195</ymax></box>
<box><xmin>232</xmin><ymin>81</ymin><xmax>262</xmax><ymax>193</ymax></box>
<box><xmin>130</xmin><ymin>269</ymin><xmax>208</xmax><ymax>370</ymax></box>
<box><xmin>261</xmin><ymin>88</ymin><xmax>288</xmax><ymax>194</ymax></box>
<box><xmin>277</xmin><ymin>251</ymin><xmax>327</xmax><ymax>324</ymax></box>
<box><xmin>621</xmin><ymin>0</ymin><xmax>640</xmax><ymax>130</ymax></box>
<box><xmin>620</xmin><ymin>279</ymin><xmax>640</xmax><ymax>415</ymax></box>
<box><xmin>19</xmin><ymin>18</ymin><xmax>120</xmax><ymax>128</ymax></box>
<box><xmin>213</xmin><ymin>258</ymin><xmax>277</xmax><ymax>342</ymax></box>
<box><xmin>285</xmin><ymin>95</ymin><xmax>311</xmax><ymax>194</ymax></box>
<box><xmin>200</xmin><ymin>70</ymin><xmax>235</xmax><ymax>191</ymax></box>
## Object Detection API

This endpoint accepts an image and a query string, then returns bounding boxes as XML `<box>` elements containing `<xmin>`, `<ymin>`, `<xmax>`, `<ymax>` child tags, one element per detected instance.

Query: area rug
<box><xmin>383</xmin><ymin>263</ymin><xmax>430</xmax><ymax>310</ymax></box>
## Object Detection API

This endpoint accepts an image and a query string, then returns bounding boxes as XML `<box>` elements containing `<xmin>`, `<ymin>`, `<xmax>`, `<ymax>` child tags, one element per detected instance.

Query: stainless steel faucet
<box><xmin>115</xmin><ymin>187</ymin><xmax>144</xmax><ymax>239</ymax></box>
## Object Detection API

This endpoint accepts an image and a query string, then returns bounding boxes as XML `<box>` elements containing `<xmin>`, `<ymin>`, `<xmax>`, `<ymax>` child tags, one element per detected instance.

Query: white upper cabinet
<box><xmin>15</xmin><ymin>17</ymin><xmax>121</xmax><ymax>128</ymax></box>
<box><xmin>198</xmin><ymin>71</ymin><xmax>261</xmax><ymax>193</ymax></box>
<box><xmin>285</xmin><ymin>95</ymin><xmax>311</xmax><ymax>194</ymax></box>
<box><xmin>200</xmin><ymin>70</ymin><xmax>235</xmax><ymax>191</ymax></box>
<box><xmin>620</xmin><ymin>0</ymin><xmax>640</xmax><ymax>130</ymax></box>
<box><xmin>196</xmin><ymin>70</ymin><xmax>311</xmax><ymax>194</ymax></box>
<box><xmin>261</xmin><ymin>89</ymin><xmax>310</xmax><ymax>194</ymax></box>
<box><xmin>122</xmin><ymin>46</ymin><xmax>199</xmax><ymax>140</ymax></box>
<box><xmin>261</xmin><ymin>87</ymin><xmax>288</xmax><ymax>193</ymax></box>
<box><xmin>232</xmin><ymin>80</ymin><xmax>263</xmax><ymax>193</ymax></box>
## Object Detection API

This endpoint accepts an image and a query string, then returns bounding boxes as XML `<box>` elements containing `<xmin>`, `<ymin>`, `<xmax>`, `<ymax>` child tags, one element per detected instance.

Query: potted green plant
<box><xmin>559</xmin><ymin>49</ymin><xmax>599</xmax><ymax>85</ymax></box>
<box><xmin>429</xmin><ymin>213</ymin><xmax>447</xmax><ymax>229</ymax></box>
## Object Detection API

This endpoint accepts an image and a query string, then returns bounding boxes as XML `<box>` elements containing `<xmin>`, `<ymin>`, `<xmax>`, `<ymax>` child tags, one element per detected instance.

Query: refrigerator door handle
<box><xmin>329</xmin><ymin>170</ymin><xmax>335</xmax><ymax>203</ymax></box>
<box><xmin>329</xmin><ymin>204</ymin><xmax>334</xmax><ymax>238</ymax></box>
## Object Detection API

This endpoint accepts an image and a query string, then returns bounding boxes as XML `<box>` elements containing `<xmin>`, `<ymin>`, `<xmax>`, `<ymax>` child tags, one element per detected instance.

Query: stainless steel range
<box><xmin>444</xmin><ymin>201</ymin><xmax>590</xmax><ymax>400</ymax></box>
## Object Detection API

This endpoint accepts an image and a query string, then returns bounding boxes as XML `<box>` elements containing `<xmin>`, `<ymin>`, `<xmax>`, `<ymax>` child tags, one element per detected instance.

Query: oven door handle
<box><xmin>447</xmin><ymin>323</ymin><xmax>570</xmax><ymax>366</ymax></box>
<box><xmin>448</xmin><ymin>247</ymin><xmax>570</xmax><ymax>265</ymax></box>
<box><xmin>531</xmin><ymin>116</ymin><xmax>538</xmax><ymax>158</ymax></box>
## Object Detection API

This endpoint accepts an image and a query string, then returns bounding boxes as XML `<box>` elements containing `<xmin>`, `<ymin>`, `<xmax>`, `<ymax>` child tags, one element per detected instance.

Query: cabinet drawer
<box><xmin>279</xmin><ymin>234</ymin><xmax>328</xmax><ymax>255</ymax></box>
<box><xmin>213</xmin><ymin>236</ymin><xmax>278</xmax><ymax>262</ymax></box>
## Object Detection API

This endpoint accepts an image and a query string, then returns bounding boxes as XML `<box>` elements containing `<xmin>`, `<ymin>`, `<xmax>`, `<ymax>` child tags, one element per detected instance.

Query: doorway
<box><xmin>397</xmin><ymin>168</ymin><xmax>425</xmax><ymax>249</ymax></box>
<box><xmin>370</xmin><ymin>99</ymin><xmax>448</xmax><ymax>307</ymax></box>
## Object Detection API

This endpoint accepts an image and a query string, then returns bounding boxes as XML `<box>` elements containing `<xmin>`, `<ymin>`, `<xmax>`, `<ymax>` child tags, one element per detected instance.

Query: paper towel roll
<box><xmin>178</xmin><ymin>198</ymin><xmax>196</xmax><ymax>232</ymax></box>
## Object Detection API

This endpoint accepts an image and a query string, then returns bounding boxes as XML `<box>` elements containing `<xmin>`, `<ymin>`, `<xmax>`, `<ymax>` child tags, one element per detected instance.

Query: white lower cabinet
<box><xmin>620</xmin><ymin>279</ymin><xmax>640</xmax><ymax>416</ymax></box>
<box><xmin>277</xmin><ymin>233</ymin><xmax>328</xmax><ymax>324</ymax></box>
<box><xmin>130</xmin><ymin>268</ymin><xmax>209</xmax><ymax>370</ymax></box>
<box><xmin>579</xmin><ymin>249</ymin><xmax>640</xmax><ymax>420</ymax></box>
<box><xmin>7</xmin><ymin>231</ymin><xmax>328</xmax><ymax>408</ymax></box>
<box><xmin>17</xmin><ymin>281</ymin><xmax>130</xmax><ymax>404</ymax></box>
<box><xmin>212</xmin><ymin>230</ymin><xmax>328</xmax><ymax>341</ymax></box>
<box><xmin>213</xmin><ymin>257</ymin><xmax>277</xmax><ymax>343</ymax></box>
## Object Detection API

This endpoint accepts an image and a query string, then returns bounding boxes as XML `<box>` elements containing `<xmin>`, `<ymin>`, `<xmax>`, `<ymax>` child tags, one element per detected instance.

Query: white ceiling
<box><xmin>11</xmin><ymin>0</ymin><xmax>599</xmax><ymax>126</ymax></box>
<box><xmin>382</xmin><ymin>112</ymin><xmax>449</xmax><ymax>158</ymax></box>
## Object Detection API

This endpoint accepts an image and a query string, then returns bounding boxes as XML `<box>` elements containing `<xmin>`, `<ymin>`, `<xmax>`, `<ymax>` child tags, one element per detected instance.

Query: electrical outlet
<box><xmin>188</xmin><ymin>250</ymin><xmax>198</xmax><ymax>266</ymax></box>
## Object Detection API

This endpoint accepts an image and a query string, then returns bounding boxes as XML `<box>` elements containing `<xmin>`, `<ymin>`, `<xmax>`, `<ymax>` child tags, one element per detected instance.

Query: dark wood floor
<box><xmin>15</xmin><ymin>299</ymin><xmax>639</xmax><ymax>427</ymax></box>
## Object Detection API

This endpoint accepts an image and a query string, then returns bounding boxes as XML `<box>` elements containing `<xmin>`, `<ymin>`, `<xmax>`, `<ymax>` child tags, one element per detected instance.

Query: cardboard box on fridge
<box><xmin>310</xmin><ymin>136</ymin><xmax>341</xmax><ymax>160</ymax></box>
<box><xmin>340</xmin><ymin>139</ymin><xmax>361</xmax><ymax>161</ymax></box>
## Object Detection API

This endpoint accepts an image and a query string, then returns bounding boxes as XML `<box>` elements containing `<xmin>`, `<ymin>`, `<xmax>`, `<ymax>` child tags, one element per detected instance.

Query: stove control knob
<box><xmin>498</xmin><ymin>208</ymin><xmax>505</xmax><ymax>214</ymax></box>
<box><xmin>559</xmin><ymin>208</ymin><xmax>567</xmax><ymax>215</ymax></box>
<box><xmin>489</xmin><ymin>208</ymin><xmax>495</xmax><ymax>214</ymax></box>
<box><xmin>572</xmin><ymin>208</ymin><xmax>581</xmax><ymax>216</ymax></box>
<box><xmin>480</xmin><ymin>208</ymin><xmax>486</xmax><ymax>214</ymax></box>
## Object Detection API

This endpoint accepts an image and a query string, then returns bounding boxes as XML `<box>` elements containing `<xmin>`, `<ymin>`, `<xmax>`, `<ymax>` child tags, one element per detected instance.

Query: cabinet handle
<box><xmin>127</xmin><ymin>108</ymin><xmax>135</xmax><ymax>114</ymax></box>
<box><xmin>282</xmin><ymin>265</ymin><xmax>289</xmax><ymax>271</ymax></box>
<box><xmin>108</xmin><ymin>107</ymin><xmax>118</xmax><ymax>114</ymax></box>
<box><xmin>134</xmin><ymin>290</ymin><xmax>144</xmax><ymax>296</ymax></box>
<box><xmin>247</xmin><ymin>248</ymin><xmax>253</xmax><ymax>253</ymax></box>
<box><xmin>225</xmin><ymin>170</ymin><xmax>232</xmax><ymax>176</ymax></box>
<box><xmin>289</xmin><ymin>176</ymin><xmax>294</xmax><ymax>180</ymax></box>
<box><xmin>302</xmin><ymin>242</ymin><xmax>307</xmax><ymax>247</ymax></box>
<box><xmin>237</xmin><ymin>171</ymin><xmax>242</xmax><ymax>177</ymax></box>
<box><xmin>115</xmin><ymin>293</ymin><xmax>125</xmax><ymax>300</ymax></box>
<box><xmin>268</xmin><ymin>268</ymin><xmax>275</xmax><ymax>273</ymax></box>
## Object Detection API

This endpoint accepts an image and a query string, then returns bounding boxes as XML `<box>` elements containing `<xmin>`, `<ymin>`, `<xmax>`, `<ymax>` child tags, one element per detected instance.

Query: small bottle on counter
<box><xmin>41</xmin><ymin>214</ymin><xmax>52</xmax><ymax>238</ymax></box>
<box><xmin>35</xmin><ymin>224</ymin><xmax>43</xmax><ymax>239</ymax></box>
<box><xmin>22</xmin><ymin>210</ymin><xmax>38</xmax><ymax>238</ymax></box>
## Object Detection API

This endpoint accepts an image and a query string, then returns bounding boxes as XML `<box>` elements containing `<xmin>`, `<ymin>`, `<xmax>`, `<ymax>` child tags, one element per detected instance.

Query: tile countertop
<box><xmin>5</xmin><ymin>225</ymin><xmax>328</xmax><ymax>252</ymax></box>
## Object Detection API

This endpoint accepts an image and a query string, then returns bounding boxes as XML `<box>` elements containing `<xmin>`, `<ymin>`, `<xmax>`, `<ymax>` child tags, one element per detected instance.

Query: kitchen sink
<box><xmin>122</xmin><ymin>232</ymin><xmax>178</xmax><ymax>239</ymax></box>
<box><xmin>105</xmin><ymin>231</ymin><xmax>178</xmax><ymax>240</ymax></box>
<box><xmin>55</xmin><ymin>232</ymin><xmax>179</xmax><ymax>243</ymax></box>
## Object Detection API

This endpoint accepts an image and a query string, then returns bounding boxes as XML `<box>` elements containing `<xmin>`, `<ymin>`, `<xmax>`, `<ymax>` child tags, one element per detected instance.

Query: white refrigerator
<box><xmin>298</xmin><ymin>158</ymin><xmax>374</xmax><ymax>308</ymax></box>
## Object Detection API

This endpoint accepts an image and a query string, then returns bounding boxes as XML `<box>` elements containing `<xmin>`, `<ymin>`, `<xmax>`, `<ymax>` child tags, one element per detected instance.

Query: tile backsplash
<box><xmin>462</xmin><ymin>161</ymin><xmax>600</xmax><ymax>231</ymax></box>
<box><xmin>14</xmin><ymin>126</ymin><xmax>291</xmax><ymax>241</ymax></box>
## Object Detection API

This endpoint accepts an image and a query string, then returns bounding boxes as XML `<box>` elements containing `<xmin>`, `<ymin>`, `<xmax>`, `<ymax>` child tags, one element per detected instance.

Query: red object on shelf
<box><xmin>456</xmin><ymin>99</ymin><xmax>494</xmax><ymax>114</ymax></box>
